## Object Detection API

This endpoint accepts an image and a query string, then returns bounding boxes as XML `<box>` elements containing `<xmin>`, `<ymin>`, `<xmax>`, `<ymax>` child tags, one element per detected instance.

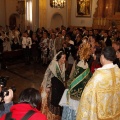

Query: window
<box><xmin>26</xmin><ymin>0</ymin><xmax>32</xmax><ymax>23</ymax></box>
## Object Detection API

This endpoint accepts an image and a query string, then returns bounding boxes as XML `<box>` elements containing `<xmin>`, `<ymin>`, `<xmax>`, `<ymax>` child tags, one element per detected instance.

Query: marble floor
<box><xmin>0</xmin><ymin>61</ymin><xmax>47</xmax><ymax>103</ymax></box>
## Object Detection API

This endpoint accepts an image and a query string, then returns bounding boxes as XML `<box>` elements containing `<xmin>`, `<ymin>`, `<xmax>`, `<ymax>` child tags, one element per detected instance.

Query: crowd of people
<box><xmin>39</xmin><ymin>25</ymin><xmax>120</xmax><ymax>120</ymax></box>
<box><xmin>0</xmin><ymin>25</ymin><xmax>120</xmax><ymax>66</ymax></box>
<box><xmin>1</xmin><ymin>24</ymin><xmax>120</xmax><ymax>120</ymax></box>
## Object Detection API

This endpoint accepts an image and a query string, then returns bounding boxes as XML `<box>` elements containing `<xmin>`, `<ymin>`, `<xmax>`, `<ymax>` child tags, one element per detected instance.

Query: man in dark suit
<box><xmin>0</xmin><ymin>38</ymin><xmax>3</xmax><ymax>53</ymax></box>
<box><xmin>93</xmin><ymin>29</ymin><xmax>101</xmax><ymax>42</ymax></box>
<box><xmin>103</xmin><ymin>31</ymin><xmax>112</xmax><ymax>46</ymax></box>
<box><xmin>25</xmin><ymin>26</ymin><xmax>33</xmax><ymax>38</ymax></box>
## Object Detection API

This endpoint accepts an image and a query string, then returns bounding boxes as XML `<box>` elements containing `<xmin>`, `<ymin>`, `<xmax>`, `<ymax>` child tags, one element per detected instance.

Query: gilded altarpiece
<box><xmin>93</xmin><ymin>0</ymin><xmax>120</xmax><ymax>30</ymax></box>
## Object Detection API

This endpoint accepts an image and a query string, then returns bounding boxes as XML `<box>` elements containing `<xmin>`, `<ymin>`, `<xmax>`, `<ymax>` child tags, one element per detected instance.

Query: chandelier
<box><xmin>52</xmin><ymin>0</ymin><xmax>66</xmax><ymax>8</ymax></box>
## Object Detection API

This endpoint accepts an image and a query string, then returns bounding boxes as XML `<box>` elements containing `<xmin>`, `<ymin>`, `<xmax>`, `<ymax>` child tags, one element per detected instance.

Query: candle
<box><xmin>104</xmin><ymin>18</ymin><xmax>106</xmax><ymax>26</ymax></box>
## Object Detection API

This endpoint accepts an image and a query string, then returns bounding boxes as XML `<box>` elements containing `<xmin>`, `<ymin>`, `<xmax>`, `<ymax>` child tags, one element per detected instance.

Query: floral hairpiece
<box><xmin>79</xmin><ymin>43</ymin><xmax>91</xmax><ymax>61</ymax></box>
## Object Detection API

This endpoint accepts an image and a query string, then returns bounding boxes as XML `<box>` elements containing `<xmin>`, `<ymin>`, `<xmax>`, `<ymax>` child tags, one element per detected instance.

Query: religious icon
<box><xmin>76</xmin><ymin>0</ymin><xmax>92</xmax><ymax>17</ymax></box>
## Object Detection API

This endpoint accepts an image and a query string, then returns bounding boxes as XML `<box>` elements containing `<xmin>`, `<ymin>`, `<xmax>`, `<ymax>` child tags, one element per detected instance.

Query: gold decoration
<box><xmin>79</xmin><ymin>43</ymin><xmax>91</xmax><ymax>61</ymax></box>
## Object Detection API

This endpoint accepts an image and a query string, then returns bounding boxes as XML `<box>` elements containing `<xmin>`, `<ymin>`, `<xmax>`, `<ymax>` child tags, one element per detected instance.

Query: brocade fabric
<box><xmin>77</xmin><ymin>64</ymin><xmax>120</xmax><ymax>120</ymax></box>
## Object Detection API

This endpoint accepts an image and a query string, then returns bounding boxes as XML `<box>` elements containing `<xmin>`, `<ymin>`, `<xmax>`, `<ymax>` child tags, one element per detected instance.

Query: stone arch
<box><xmin>50</xmin><ymin>13</ymin><xmax>64</xmax><ymax>29</ymax></box>
<box><xmin>9</xmin><ymin>13</ymin><xmax>20</xmax><ymax>30</ymax></box>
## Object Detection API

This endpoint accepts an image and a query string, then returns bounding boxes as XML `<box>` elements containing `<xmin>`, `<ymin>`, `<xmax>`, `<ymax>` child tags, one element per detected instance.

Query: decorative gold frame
<box><xmin>76</xmin><ymin>0</ymin><xmax>92</xmax><ymax>17</ymax></box>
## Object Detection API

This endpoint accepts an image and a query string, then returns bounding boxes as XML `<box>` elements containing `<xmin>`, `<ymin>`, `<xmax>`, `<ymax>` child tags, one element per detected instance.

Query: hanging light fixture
<box><xmin>52</xmin><ymin>0</ymin><xmax>66</xmax><ymax>8</ymax></box>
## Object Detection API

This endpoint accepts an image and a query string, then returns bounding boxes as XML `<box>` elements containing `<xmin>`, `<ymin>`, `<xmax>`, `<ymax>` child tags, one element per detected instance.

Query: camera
<box><xmin>0</xmin><ymin>76</ymin><xmax>9</xmax><ymax>87</ymax></box>
<box><xmin>0</xmin><ymin>76</ymin><xmax>16</xmax><ymax>102</ymax></box>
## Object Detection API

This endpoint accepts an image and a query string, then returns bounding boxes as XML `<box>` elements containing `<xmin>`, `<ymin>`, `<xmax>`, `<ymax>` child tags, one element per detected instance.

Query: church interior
<box><xmin>0</xmin><ymin>0</ymin><xmax>120</xmax><ymax>103</ymax></box>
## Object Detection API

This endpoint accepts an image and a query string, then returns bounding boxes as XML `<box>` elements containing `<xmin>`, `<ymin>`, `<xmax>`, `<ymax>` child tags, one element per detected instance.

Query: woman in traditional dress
<box><xmin>40</xmin><ymin>32</ymin><xmax>49</xmax><ymax>65</ymax></box>
<box><xmin>48</xmin><ymin>33</ymin><xmax>56</xmax><ymax>61</ymax></box>
<box><xmin>59</xmin><ymin>43</ymin><xmax>92</xmax><ymax>120</ymax></box>
<box><xmin>40</xmin><ymin>51</ymin><xmax>66</xmax><ymax>120</ymax></box>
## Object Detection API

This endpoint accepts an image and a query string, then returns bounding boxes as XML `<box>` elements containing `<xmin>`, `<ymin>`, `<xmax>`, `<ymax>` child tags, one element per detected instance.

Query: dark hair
<box><xmin>58</xmin><ymin>31</ymin><xmax>62</xmax><ymax>34</ymax></box>
<box><xmin>4</xmin><ymin>37</ymin><xmax>9</xmax><ymax>41</ymax></box>
<box><xmin>101</xmin><ymin>46</ymin><xmax>116</xmax><ymax>62</ymax></box>
<box><xmin>91</xmin><ymin>35</ymin><xmax>97</xmax><ymax>41</ymax></box>
<box><xmin>18</xmin><ymin>88</ymin><xmax>41</xmax><ymax>108</ymax></box>
<box><xmin>56</xmin><ymin>51</ymin><xmax>66</xmax><ymax>61</ymax></box>
<box><xmin>94</xmin><ymin>49</ymin><xmax>101</xmax><ymax>64</ymax></box>
<box><xmin>118</xmin><ymin>48</ymin><xmax>120</xmax><ymax>52</ymax></box>
<box><xmin>24</xmin><ymin>31</ymin><xmax>28</xmax><ymax>35</ymax></box>
<box><xmin>82</xmin><ymin>27</ymin><xmax>86</xmax><ymax>30</ymax></box>
<box><xmin>104</xmin><ymin>30</ymin><xmax>108</xmax><ymax>34</ymax></box>
<box><xmin>50</xmin><ymin>33</ymin><xmax>56</xmax><ymax>38</ymax></box>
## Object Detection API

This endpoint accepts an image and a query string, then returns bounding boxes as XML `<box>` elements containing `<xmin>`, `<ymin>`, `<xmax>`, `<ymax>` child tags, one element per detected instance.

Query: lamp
<box><xmin>52</xmin><ymin>0</ymin><xmax>66</xmax><ymax>8</ymax></box>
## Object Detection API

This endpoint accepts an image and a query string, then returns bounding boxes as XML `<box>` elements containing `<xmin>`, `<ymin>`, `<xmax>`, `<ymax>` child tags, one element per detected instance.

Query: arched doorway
<box><xmin>9</xmin><ymin>13</ymin><xmax>20</xmax><ymax>30</ymax></box>
<box><xmin>50</xmin><ymin>13</ymin><xmax>63</xmax><ymax>29</ymax></box>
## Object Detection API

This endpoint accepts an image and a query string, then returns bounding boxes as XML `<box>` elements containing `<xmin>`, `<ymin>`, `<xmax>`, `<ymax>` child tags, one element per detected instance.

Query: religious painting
<box><xmin>76</xmin><ymin>0</ymin><xmax>92</xmax><ymax>17</ymax></box>
<box><xmin>16</xmin><ymin>1</ymin><xmax>25</xmax><ymax>15</ymax></box>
